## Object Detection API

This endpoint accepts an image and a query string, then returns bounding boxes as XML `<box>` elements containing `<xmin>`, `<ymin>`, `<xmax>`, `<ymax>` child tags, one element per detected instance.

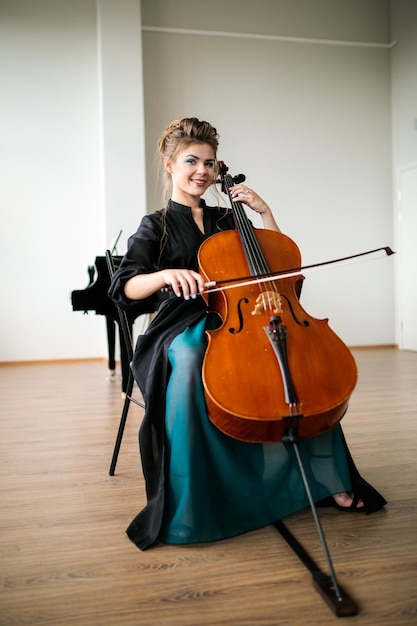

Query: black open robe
<box><xmin>109</xmin><ymin>201</ymin><xmax>386</xmax><ymax>551</ymax></box>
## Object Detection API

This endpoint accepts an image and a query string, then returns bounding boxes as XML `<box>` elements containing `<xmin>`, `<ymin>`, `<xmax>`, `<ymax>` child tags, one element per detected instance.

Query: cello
<box><xmin>198</xmin><ymin>165</ymin><xmax>393</xmax><ymax>615</ymax></box>
<box><xmin>198</xmin><ymin>162</ymin><xmax>358</xmax><ymax>444</ymax></box>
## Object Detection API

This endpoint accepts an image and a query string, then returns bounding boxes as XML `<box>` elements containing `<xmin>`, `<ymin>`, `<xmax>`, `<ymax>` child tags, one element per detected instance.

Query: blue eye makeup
<box><xmin>183</xmin><ymin>155</ymin><xmax>215</xmax><ymax>168</ymax></box>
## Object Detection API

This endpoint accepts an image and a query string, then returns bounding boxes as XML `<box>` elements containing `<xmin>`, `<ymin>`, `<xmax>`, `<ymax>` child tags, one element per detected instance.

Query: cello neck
<box><xmin>223</xmin><ymin>172</ymin><xmax>270</xmax><ymax>277</ymax></box>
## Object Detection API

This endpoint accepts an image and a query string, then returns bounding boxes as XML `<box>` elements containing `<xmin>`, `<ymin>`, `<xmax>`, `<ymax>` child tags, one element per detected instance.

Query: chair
<box><xmin>105</xmin><ymin>249</ymin><xmax>154</xmax><ymax>476</ymax></box>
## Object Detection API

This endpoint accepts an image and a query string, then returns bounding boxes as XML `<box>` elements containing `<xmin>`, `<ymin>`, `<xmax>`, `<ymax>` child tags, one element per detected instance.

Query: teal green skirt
<box><xmin>160</xmin><ymin>316</ymin><xmax>351</xmax><ymax>545</ymax></box>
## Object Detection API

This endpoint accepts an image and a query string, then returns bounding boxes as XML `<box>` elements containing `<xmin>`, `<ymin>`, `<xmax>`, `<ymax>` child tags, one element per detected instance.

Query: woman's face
<box><xmin>166</xmin><ymin>142</ymin><xmax>216</xmax><ymax>206</ymax></box>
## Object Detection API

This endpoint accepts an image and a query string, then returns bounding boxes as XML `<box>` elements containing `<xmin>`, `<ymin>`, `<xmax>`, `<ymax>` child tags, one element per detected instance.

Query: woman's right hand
<box><xmin>161</xmin><ymin>268</ymin><xmax>206</xmax><ymax>300</ymax></box>
<box><xmin>124</xmin><ymin>268</ymin><xmax>206</xmax><ymax>301</ymax></box>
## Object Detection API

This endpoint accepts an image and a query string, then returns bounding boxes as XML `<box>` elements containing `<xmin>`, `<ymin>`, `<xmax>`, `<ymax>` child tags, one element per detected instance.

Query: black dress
<box><xmin>109</xmin><ymin>200</ymin><xmax>387</xmax><ymax>551</ymax></box>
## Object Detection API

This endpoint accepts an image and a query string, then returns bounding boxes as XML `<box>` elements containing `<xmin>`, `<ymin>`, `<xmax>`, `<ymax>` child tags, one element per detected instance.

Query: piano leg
<box><xmin>106</xmin><ymin>316</ymin><xmax>116</xmax><ymax>377</ymax></box>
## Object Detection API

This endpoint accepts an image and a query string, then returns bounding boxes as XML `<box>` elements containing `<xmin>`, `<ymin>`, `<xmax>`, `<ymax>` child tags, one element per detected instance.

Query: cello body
<box><xmin>198</xmin><ymin>228</ymin><xmax>357</xmax><ymax>443</ymax></box>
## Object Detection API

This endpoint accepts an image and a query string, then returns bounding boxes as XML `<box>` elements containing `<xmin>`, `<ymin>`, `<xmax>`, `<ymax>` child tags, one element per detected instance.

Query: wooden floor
<box><xmin>1</xmin><ymin>347</ymin><xmax>416</xmax><ymax>625</ymax></box>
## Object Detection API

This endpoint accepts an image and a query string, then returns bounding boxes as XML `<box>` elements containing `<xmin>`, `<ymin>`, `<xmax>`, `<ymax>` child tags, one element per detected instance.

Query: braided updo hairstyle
<box><xmin>158</xmin><ymin>117</ymin><xmax>220</xmax><ymax>206</ymax></box>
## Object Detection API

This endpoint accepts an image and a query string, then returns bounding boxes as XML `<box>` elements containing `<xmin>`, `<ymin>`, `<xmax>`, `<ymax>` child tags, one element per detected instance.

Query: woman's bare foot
<box><xmin>333</xmin><ymin>492</ymin><xmax>364</xmax><ymax>509</ymax></box>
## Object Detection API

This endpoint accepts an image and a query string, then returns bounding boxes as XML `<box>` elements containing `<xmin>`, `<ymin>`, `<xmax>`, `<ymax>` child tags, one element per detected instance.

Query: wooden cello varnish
<box><xmin>198</xmin><ymin>166</ymin><xmax>357</xmax><ymax>443</ymax></box>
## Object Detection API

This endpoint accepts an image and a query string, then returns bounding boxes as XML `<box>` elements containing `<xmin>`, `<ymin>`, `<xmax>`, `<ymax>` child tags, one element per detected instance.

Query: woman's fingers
<box><xmin>164</xmin><ymin>269</ymin><xmax>205</xmax><ymax>299</ymax></box>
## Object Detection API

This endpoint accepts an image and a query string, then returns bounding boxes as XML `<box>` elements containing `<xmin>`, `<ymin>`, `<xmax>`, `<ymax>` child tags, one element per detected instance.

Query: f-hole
<box><xmin>229</xmin><ymin>298</ymin><xmax>249</xmax><ymax>334</ymax></box>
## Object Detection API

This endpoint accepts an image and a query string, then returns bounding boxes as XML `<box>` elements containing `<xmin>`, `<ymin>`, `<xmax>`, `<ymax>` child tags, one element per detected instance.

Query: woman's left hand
<box><xmin>230</xmin><ymin>184</ymin><xmax>270</xmax><ymax>215</ymax></box>
<box><xmin>229</xmin><ymin>184</ymin><xmax>280</xmax><ymax>232</ymax></box>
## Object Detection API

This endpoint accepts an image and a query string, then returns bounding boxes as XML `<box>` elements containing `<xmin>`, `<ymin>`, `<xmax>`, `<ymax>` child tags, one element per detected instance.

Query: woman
<box><xmin>109</xmin><ymin>117</ymin><xmax>386</xmax><ymax>551</ymax></box>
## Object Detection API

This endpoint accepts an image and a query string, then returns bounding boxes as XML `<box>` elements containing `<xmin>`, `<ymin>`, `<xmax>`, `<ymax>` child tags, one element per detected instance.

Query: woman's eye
<box><xmin>185</xmin><ymin>158</ymin><xmax>196</xmax><ymax>164</ymax></box>
<box><xmin>206</xmin><ymin>162</ymin><xmax>215</xmax><ymax>169</ymax></box>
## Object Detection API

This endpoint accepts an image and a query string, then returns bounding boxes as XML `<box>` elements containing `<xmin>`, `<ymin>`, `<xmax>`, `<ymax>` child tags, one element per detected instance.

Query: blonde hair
<box><xmin>158</xmin><ymin>117</ymin><xmax>219</xmax><ymax>206</ymax></box>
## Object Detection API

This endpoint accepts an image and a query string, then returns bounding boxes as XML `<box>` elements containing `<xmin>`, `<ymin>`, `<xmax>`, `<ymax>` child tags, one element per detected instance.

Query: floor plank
<box><xmin>1</xmin><ymin>348</ymin><xmax>416</xmax><ymax>625</ymax></box>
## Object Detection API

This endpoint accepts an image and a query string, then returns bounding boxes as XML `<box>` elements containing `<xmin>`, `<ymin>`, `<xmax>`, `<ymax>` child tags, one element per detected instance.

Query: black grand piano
<box><xmin>71</xmin><ymin>251</ymin><xmax>156</xmax><ymax>392</ymax></box>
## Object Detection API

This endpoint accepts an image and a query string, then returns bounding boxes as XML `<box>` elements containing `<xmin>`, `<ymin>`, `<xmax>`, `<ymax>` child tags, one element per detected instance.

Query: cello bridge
<box><xmin>251</xmin><ymin>290</ymin><xmax>283</xmax><ymax>316</ymax></box>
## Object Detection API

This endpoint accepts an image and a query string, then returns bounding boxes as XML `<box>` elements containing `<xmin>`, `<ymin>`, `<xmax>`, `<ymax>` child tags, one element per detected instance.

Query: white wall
<box><xmin>141</xmin><ymin>0</ymin><xmax>394</xmax><ymax>346</ymax></box>
<box><xmin>98</xmin><ymin>0</ymin><xmax>147</xmax><ymax>245</ymax></box>
<box><xmin>0</xmin><ymin>0</ymin><xmax>105</xmax><ymax>361</ymax></box>
<box><xmin>391</xmin><ymin>0</ymin><xmax>417</xmax><ymax>168</ymax></box>
<box><xmin>0</xmin><ymin>0</ymin><xmax>146</xmax><ymax>362</ymax></box>
<box><xmin>391</xmin><ymin>0</ymin><xmax>417</xmax><ymax>347</ymax></box>
<box><xmin>0</xmin><ymin>0</ymin><xmax>415</xmax><ymax>361</ymax></box>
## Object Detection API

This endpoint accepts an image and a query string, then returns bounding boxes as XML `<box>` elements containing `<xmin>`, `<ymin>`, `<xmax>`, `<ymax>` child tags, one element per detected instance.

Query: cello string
<box><xmin>225</xmin><ymin>175</ymin><xmax>267</xmax><ymax>274</ymax></box>
<box><xmin>224</xmin><ymin>174</ymin><xmax>278</xmax><ymax>313</ymax></box>
<box><xmin>229</xmin><ymin>191</ymin><xmax>278</xmax><ymax>316</ymax></box>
